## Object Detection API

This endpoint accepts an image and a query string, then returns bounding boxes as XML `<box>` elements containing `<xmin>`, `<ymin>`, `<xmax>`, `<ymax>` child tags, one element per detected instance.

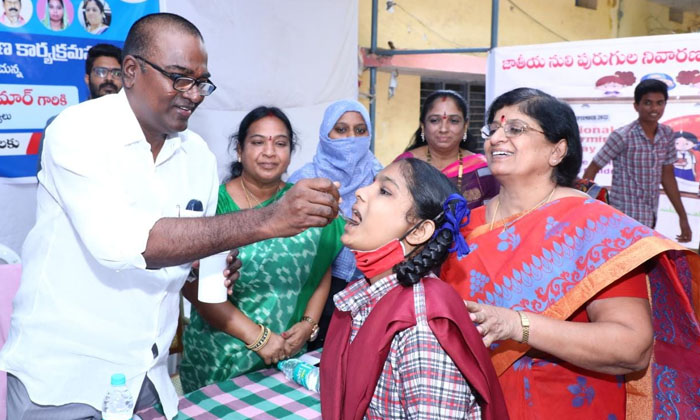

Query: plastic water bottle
<box><xmin>102</xmin><ymin>373</ymin><xmax>135</xmax><ymax>420</ymax></box>
<box><xmin>277</xmin><ymin>359</ymin><xmax>320</xmax><ymax>393</ymax></box>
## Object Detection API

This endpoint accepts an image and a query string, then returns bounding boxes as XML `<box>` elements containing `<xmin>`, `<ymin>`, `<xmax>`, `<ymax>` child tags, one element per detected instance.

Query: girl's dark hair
<box><xmin>228</xmin><ymin>106</ymin><xmax>297</xmax><ymax>180</ymax></box>
<box><xmin>487</xmin><ymin>87</ymin><xmax>582</xmax><ymax>187</ymax></box>
<box><xmin>405</xmin><ymin>89</ymin><xmax>478</xmax><ymax>152</ymax></box>
<box><xmin>393</xmin><ymin>158</ymin><xmax>460</xmax><ymax>286</ymax></box>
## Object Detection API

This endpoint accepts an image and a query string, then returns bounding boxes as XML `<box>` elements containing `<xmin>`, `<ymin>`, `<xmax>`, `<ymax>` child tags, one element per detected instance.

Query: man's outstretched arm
<box><xmin>143</xmin><ymin>178</ymin><xmax>340</xmax><ymax>268</ymax></box>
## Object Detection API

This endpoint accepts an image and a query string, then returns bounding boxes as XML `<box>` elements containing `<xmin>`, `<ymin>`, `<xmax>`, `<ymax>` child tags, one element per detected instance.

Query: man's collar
<box><xmin>112</xmin><ymin>90</ymin><xmax>148</xmax><ymax>146</ymax></box>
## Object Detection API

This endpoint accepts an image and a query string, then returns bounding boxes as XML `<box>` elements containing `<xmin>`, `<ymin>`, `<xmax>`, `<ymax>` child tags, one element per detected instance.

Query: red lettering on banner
<box><xmin>0</xmin><ymin>89</ymin><xmax>66</xmax><ymax>106</ymax></box>
<box><xmin>500</xmin><ymin>47</ymin><xmax>700</xmax><ymax>71</ymax></box>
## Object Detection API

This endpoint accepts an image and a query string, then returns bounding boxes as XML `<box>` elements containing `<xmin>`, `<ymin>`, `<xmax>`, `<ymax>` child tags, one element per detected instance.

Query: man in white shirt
<box><xmin>0</xmin><ymin>13</ymin><xmax>339</xmax><ymax>420</ymax></box>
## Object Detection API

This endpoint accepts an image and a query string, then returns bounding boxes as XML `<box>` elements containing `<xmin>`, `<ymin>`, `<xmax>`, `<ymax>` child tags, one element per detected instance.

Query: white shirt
<box><xmin>0</xmin><ymin>90</ymin><xmax>219</xmax><ymax>419</ymax></box>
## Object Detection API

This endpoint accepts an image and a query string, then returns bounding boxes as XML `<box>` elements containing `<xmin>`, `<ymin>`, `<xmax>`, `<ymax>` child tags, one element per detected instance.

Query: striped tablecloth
<box><xmin>137</xmin><ymin>354</ymin><xmax>321</xmax><ymax>420</ymax></box>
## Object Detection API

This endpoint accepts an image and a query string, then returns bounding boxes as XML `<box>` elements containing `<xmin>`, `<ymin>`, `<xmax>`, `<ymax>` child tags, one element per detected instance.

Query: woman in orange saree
<box><xmin>442</xmin><ymin>87</ymin><xmax>700</xmax><ymax>420</ymax></box>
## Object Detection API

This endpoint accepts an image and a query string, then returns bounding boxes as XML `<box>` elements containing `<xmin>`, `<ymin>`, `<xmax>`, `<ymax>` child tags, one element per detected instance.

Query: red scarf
<box><xmin>351</xmin><ymin>239</ymin><xmax>406</xmax><ymax>279</ymax></box>
<box><xmin>320</xmin><ymin>276</ymin><xmax>509</xmax><ymax>420</ymax></box>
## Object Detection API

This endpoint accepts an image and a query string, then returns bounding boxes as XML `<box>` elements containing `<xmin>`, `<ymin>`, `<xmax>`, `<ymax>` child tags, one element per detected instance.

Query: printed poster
<box><xmin>0</xmin><ymin>0</ymin><xmax>159</xmax><ymax>183</ymax></box>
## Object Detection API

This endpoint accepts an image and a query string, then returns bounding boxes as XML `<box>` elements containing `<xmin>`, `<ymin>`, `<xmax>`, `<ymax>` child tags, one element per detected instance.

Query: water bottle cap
<box><xmin>110</xmin><ymin>373</ymin><xmax>126</xmax><ymax>386</ymax></box>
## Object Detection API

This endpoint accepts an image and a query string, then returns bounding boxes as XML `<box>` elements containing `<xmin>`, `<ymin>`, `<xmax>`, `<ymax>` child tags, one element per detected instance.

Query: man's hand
<box><xmin>269</xmin><ymin>178</ymin><xmax>340</xmax><ymax>237</ymax></box>
<box><xmin>224</xmin><ymin>249</ymin><xmax>241</xmax><ymax>295</ymax></box>
<box><xmin>678</xmin><ymin>217</ymin><xmax>692</xmax><ymax>243</ymax></box>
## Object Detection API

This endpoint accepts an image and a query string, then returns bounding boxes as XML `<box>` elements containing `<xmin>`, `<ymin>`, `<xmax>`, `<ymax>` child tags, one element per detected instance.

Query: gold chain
<box><xmin>489</xmin><ymin>186</ymin><xmax>557</xmax><ymax>232</ymax></box>
<box><xmin>240</xmin><ymin>177</ymin><xmax>281</xmax><ymax>209</ymax></box>
<box><xmin>426</xmin><ymin>147</ymin><xmax>463</xmax><ymax>191</ymax></box>
<box><xmin>240</xmin><ymin>177</ymin><xmax>262</xmax><ymax>209</ymax></box>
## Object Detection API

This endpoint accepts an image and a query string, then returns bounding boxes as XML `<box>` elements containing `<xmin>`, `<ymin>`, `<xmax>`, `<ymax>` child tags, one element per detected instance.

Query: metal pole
<box><xmin>374</xmin><ymin>47</ymin><xmax>491</xmax><ymax>56</ymax></box>
<box><xmin>369</xmin><ymin>67</ymin><xmax>377</xmax><ymax>152</ymax></box>
<box><xmin>490</xmin><ymin>0</ymin><xmax>499</xmax><ymax>49</ymax></box>
<box><xmin>370</xmin><ymin>0</ymin><xmax>378</xmax><ymax>54</ymax></box>
<box><xmin>369</xmin><ymin>0</ymin><xmax>378</xmax><ymax>151</ymax></box>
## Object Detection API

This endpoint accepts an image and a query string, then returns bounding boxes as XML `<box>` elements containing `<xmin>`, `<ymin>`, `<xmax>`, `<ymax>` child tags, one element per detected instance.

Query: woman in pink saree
<box><xmin>394</xmin><ymin>90</ymin><xmax>498</xmax><ymax>209</ymax></box>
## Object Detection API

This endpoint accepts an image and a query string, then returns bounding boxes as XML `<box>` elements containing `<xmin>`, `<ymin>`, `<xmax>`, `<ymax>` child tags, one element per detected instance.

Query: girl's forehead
<box><xmin>378</xmin><ymin>162</ymin><xmax>410</xmax><ymax>188</ymax></box>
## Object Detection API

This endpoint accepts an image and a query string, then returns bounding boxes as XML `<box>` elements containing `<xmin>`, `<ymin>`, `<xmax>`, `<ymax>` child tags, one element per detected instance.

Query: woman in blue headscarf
<box><xmin>288</xmin><ymin>99</ymin><xmax>382</xmax><ymax>347</ymax></box>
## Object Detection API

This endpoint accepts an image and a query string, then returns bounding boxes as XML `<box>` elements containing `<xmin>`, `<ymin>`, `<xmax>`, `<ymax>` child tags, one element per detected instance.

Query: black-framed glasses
<box><xmin>133</xmin><ymin>55</ymin><xmax>216</xmax><ymax>97</ymax></box>
<box><xmin>92</xmin><ymin>67</ymin><xmax>122</xmax><ymax>78</ymax></box>
<box><xmin>480</xmin><ymin>120</ymin><xmax>546</xmax><ymax>140</ymax></box>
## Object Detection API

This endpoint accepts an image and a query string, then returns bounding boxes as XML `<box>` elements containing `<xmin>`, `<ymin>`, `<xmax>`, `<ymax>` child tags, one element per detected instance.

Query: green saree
<box><xmin>180</xmin><ymin>183</ymin><xmax>344</xmax><ymax>392</ymax></box>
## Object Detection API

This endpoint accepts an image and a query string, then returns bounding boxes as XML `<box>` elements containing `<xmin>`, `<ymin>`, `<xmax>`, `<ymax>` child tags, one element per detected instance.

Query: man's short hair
<box><xmin>123</xmin><ymin>13</ymin><xmax>203</xmax><ymax>59</ymax></box>
<box><xmin>634</xmin><ymin>79</ymin><xmax>668</xmax><ymax>103</ymax></box>
<box><xmin>85</xmin><ymin>43</ymin><xmax>122</xmax><ymax>75</ymax></box>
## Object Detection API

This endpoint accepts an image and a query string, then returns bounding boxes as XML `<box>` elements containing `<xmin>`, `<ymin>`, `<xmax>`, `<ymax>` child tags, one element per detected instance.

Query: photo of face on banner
<box><xmin>78</xmin><ymin>0</ymin><xmax>111</xmax><ymax>35</ymax></box>
<box><xmin>38</xmin><ymin>0</ymin><xmax>74</xmax><ymax>32</ymax></box>
<box><xmin>1</xmin><ymin>0</ymin><xmax>33</xmax><ymax>28</ymax></box>
<box><xmin>595</xmin><ymin>71</ymin><xmax>636</xmax><ymax>96</ymax></box>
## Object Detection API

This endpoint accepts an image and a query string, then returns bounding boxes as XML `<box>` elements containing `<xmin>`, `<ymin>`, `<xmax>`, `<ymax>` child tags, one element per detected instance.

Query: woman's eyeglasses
<box><xmin>480</xmin><ymin>120</ymin><xmax>545</xmax><ymax>139</ymax></box>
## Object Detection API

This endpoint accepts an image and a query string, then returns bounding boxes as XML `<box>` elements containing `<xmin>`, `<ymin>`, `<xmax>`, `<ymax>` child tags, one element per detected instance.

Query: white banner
<box><xmin>487</xmin><ymin>33</ymin><xmax>700</xmax><ymax>247</ymax></box>
<box><xmin>0</xmin><ymin>0</ymin><xmax>359</xmax><ymax>255</ymax></box>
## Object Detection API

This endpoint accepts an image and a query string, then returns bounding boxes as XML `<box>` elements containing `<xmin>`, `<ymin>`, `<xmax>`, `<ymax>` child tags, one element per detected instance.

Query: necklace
<box><xmin>489</xmin><ymin>186</ymin><xmax>557</xmax><ymax>232</ymax></box>
<box><xmin>240</xmin><ymin>177</ymin><xmax>260</xmax><ymax>208</ymax></box>
<box><xmin>240</xmin><ymin>177</ymin><xmax>282</xmax><ymax>209</ymax></box>
<box><xmin>426</xmin><ymin>147</ymin><xmax>463</xmax><ymax>190</ymax></box>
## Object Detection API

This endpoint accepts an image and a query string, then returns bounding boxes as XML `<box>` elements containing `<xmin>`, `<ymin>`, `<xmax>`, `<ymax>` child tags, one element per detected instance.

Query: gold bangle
<box><xmin>251</xmin><ymin>326</ymin><xmax>271</xmax><ymax>352</ymax></box>
<box><xmin>245</xmin><ymin>324</ymin><xmax>265</xmax><ymax>350</ymax></box>
<box><xmin>518</xmin><ymin>311</ymin><xmax>530</xmax><ymax>344</ymax></box>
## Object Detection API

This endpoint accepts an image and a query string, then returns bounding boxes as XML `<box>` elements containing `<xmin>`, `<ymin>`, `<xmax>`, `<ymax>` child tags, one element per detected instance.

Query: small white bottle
<box><xmin>278</xmin><ymin>359</ymin><xmax>320</xmax><ymax>393</ymax></box>
<box><xmin>102</xmin><ymin>373</ymin><xmax>135</xmax><ymax>420</ymax></box>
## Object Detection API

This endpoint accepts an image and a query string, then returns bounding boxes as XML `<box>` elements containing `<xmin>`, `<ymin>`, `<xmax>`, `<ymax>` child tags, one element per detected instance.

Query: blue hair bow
<box><xmin>433</xmin><ymin>193</ymin><xmax>471</xmax><ymax>260</ymax></box>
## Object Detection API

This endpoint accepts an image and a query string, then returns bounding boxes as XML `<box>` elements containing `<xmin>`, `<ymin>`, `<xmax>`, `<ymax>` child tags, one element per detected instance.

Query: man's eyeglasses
<box><xmin>480</xmin><ymin>120</ymin><xmax>546</xmax><ymax>139</ymax></box>
<box><xmin>92</xmin><ymin>67</ymin><xmax>122</xmax><ymax>78</ymax></box>
<box><xmin>133</xmin><ymin>55</ymin><xmax>216</xmax><ymax>97</ymax></box>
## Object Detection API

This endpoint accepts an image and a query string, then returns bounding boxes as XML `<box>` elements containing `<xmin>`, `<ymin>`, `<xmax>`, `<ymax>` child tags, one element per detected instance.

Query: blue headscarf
<box><xmin>288</xmin><ymin>99</ymin><xmax>382</xmax><ymax>217</ymax></box>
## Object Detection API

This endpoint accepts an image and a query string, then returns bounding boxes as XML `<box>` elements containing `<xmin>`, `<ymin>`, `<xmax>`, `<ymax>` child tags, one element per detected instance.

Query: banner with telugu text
<box><xmin>0</xmin><ymin>0</ymin><xmax>159</xmax><ymax>184</ymax></box>
<box><xmin>486</xmin><ymin>32</ymin><xmax>700</xmax><ymax>246</ymax></box>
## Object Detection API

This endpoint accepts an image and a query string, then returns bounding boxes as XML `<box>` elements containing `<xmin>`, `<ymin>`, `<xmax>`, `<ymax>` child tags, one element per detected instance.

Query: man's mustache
<box><xmin>8</xmin><ymin>7</ymin><xmax>19</xmax><ymax>12</ymax></box>
<box><xmin>99</xmin><ymin>82</ymin><xmax>118</xmax><ymax>91</ymax></box>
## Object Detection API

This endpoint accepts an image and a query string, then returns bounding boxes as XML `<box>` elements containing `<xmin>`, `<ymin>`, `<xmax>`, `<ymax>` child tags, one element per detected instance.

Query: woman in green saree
<box><xmin>179</xmin><ymin>106</ymin><xmax>344</xmax><ymax>393</ymax></box>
